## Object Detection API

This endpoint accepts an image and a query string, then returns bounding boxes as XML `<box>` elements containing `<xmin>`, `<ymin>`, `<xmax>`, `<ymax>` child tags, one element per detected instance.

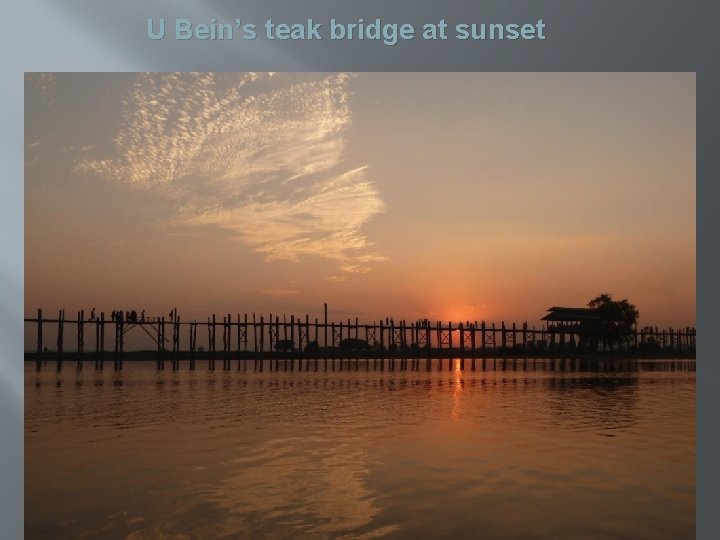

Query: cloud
<box><xmin>61</xmin><ymin>144</ymin><xmax>97</xmax><ymax>153</ymax></box>
<box><xmin>27</xmin><ymin>73</ymin><xmax>57</xmax><ymax>99</ymax></box>
<box><xmin>259</xmin><ymin>289</ymin><xmax>299</xmax><ymax>297</ymax></box>
<box><xmin>76</xmin><ymin>72</ymin><xmax>385</xmax><ymax>273</ymax></box>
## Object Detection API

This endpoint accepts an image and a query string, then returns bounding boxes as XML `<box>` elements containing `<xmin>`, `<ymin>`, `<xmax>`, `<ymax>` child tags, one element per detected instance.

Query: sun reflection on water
<box><xmin>452</xmin><ymin>358</ymin><xmax>464</xmax><ymax>418</ymax></box>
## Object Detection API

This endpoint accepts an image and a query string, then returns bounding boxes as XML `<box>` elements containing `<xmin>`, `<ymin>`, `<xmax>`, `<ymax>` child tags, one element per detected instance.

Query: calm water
<box><xmin>26</xmin><ymin>359</ymin><xmax>695</xmax><ymax>539</ymax></box>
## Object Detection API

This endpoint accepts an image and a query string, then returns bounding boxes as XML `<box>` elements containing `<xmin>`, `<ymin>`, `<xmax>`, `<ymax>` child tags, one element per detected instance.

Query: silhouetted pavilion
<box><xmin>542</xmin><ymin>307</ymin><xmax>602</xmax><ymax>328</ymax></box>
<box><xmin>541</xmin><ymin>306</ymin><xmax>604</xmax><ymax>350</ymax></box>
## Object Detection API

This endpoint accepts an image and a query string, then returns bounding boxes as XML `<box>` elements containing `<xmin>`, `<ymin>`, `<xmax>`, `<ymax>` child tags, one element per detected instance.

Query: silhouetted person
<box><xmin>141</xmin><ymin>309</ymin><xmax>145</xmax><ymax>322</ymax></box>
<box><xmin>90</xmin><ymin>308</ymin><xmax>95</xmax><ymax>321</ymax></box>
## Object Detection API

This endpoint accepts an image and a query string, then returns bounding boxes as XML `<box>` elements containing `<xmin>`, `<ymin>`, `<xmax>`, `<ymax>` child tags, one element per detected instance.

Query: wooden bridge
<box><xmin>24</xmin><ymin>304</ymin><xmax>696</xmax><ymax>371</ymax></box>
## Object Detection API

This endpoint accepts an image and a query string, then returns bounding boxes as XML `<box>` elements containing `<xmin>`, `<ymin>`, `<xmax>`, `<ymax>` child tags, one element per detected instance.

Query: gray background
<box><xmin>2</xmin><ymin>1</ymin><xmax>717</xmax><ymax>538</ymax></box>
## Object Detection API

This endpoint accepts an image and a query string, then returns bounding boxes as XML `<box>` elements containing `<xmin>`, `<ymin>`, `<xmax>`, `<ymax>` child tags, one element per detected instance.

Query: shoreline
<box><xmin>23</xmin><ymin>349</ymin><xmax>696</xmax><ymax>362</ymax></box>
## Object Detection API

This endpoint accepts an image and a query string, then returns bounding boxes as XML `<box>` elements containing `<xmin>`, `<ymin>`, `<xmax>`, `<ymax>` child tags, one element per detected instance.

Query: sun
<box><xmin>444</xmin><ymin>304</ymin><xmax>489</xmax><ymax>324</ymax></box>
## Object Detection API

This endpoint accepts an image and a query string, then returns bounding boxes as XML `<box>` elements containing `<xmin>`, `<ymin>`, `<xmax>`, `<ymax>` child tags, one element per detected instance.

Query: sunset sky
<box><xmin>25</xmin><ymin>72</ymin><xmax>695</xmax><ymax>329</ymax></box>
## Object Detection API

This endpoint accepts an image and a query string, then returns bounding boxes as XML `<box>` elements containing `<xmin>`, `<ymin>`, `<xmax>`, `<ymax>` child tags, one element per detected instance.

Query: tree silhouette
<box><xmin>587</xmin><ymin>293</ymin><xmax>639</xmax><ymax>350</ymax></box>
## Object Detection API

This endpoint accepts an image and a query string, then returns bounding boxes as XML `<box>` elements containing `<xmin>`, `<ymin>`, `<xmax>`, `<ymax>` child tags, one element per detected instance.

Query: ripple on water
<box><xmin>25</xmin><ymin>360</ymin><xmax>695</xmax><ymax>540</ymax></box>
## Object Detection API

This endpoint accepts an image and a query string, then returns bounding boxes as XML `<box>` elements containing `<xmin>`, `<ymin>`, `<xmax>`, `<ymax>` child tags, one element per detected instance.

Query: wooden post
<box><xmin>693</xmin><ymin>328</ymin><xmax>696</xmax><ymax>351</ymax></box>
<box><xmin>114</xmin><ymin>314</ymin><xmax>120</xmax><ymax>370</ymax></box>
<box><xmin>118</xmin><ymin>314</ymin><xmax>124</xmax><ymax>370</ymax></box>
<box><xmin>448</xmin><ymin>321</ymin><xmax>453</xmax><ymax>351</ymax></box>
<box><xmin>189</xmin><ymin>323</ymin><xmax>195</xmax><ymax>370</ymax></box>
<box><xmin>269</xmin><ymin>314</ymin><xmax>275</xmax><ymax>355</ymax></box>
<box><xmin>243</xmin><ymin>314</ymin><xmax>248</xmax><ymax>352</ymax></box>
<box><xmin>226</xmin><ymin>313</ymin><xmax>232</xmax><ymax>363</ymax></box>
<box><xmin>158</xmin><ymin>316</ymin><xmax>165</xmax><ymax>370</ymax></box>
<box><xmin>290</xmin><ymin>315</ymin><xmax>295</xmax><ymax>347</ymax></box>
<box><xmin>175</xmin><ymin>316</ymin><xmax>181</xmax><ymax>369</ymax></box>
<box><xmin>458</xmin><ymin>322</ymin><xmax>465</xmax><ymax>356</ymax></box>
<box><xmin>221</xmin><ymin>316</ymin><xmax>227</xmax><ymax>368</ymax></box>
<box><xmin>55</xmin><ymin>309</ymin><xmax>65</xmax><ymax>371</ymax></box>
<box><xmin>238</xmin><ymin>314</ymin><xmax>244</xmax><ymax>358</ymax></box>
<box><xmin>57</xmin><ymin>309</ymin><xmax>64</xmax><ymax>355</ymax></box>
<box><xmin>227</xmin><ymin>315</ymin><xmax>232</xmax><ymax>367</ymax></box>
<box><xmin>221</xmin><ymin>316</ymin><xmax>227</xmax><ymax>357</ymax></box>
<box><xmin>35</xmin><ymin>308</ymin><xmax>43</xmax><ymax>370</ymax></box>
<box><xmin>77</xmin><ymin>310</ymin><xmax>84</xmax><ymax>355</ymax></box>
<box><xmin>75</xmin><ymin>310</ymin><xmax>82</xmax><ymax>370</ymax></box>
<box><xmin>252</xmin><ymin>313</ymin><xmax>258</xmax><ymax>353</ymax></box>
<box><xmin>211</xmin><ymin>314</ymin><xmax>216</xmax><ymax>353</ymax></box>
<box><xmin>161</xmin><ymin>316</ymin><xmax>166</xmax><ymax>355</ymax></box>
<box><xmin>260</xmin><ymin>316</ymin><xmax>266</xmax><ymax>353</ymax></box>
<box><xmin>94</xmin><ymin>313</ymin><xmax>100</xmax><ymax>370</ymax></box>
<box><xmin>100</xmin><ymin>312</ymin><xmax>105</xmax><ymax>369</ymax></box>
<box><xmin>157</xmin><ymin>316</ymin><xmax>163</xmax><ymax>362</ymax></box>
<box><xmin>305</xmin><ymin>314</ymin><xmax>310</xmax><ymax>351</ymax></box>
<box><xmin>324</xmin><ymin>303</ymin><xmax>328</xmax><ymax>348</ymax></box>
<box><xmin>37</xmin><ymin>309</ymin><xmax>43</xmax><ymax>360</ymax></box>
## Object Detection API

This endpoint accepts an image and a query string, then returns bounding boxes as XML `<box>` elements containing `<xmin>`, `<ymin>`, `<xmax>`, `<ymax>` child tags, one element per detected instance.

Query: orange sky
<box><xmin>25</xmin><ymin>73</ymin><xmax>695</xmax><ymax>330</ymax></box>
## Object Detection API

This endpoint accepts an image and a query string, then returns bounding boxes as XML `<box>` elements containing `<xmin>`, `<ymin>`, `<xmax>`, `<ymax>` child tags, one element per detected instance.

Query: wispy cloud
<box><xmin>260</xmin><ymin>289</ymin><xmax>299</xmax><ymax>297</ymax></box>
<box><xmin>27</xmin><ymin>72</ymin><xmax>57</xmax><ymax>103</ymax></box>
<box><xmin>61</xmin><ymin>144</ymin><xmax>97</xmax><ymax>153</ymax></box>
<box><xmin>76</xmin><ymin>73</ymin><xmax>385</xmax><ymax>273</ymax></box>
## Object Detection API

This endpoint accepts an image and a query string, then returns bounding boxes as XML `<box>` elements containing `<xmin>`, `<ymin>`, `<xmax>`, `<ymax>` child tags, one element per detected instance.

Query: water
<box><xmin>25</xmin><ymin>359</ymin><xmax>695</xmax><ymax>539</ymax></box>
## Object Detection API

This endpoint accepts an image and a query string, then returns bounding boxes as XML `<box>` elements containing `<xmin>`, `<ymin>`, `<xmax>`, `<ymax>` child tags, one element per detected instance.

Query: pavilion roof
<box><xmin>541</xmin><ymin>307</ymin><xmax>603</xmax><ymax>322</ymax></box>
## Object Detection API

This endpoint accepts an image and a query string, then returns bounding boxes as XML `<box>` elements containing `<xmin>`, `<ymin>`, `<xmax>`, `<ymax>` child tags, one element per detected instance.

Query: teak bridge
<box><xmin>25</xmin><ymin>304</ymin><xmax>696</xmax><ymax>371</ymax></box>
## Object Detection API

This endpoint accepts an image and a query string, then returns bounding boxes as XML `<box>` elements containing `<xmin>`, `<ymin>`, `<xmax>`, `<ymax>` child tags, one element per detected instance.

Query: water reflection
<box><xmin>209</xmin><ymin>435</ymin><xmax>387</xmax><ymax>537</ymax></box>
<box><xmin>546</xmin><ymin>376</ymin><xmax>640</xmax><ymax>432</ymax></box>
<box><xmin>452</xmin><ymin>358</ymin><xmax>464</xmax><ymax>418</ymax></box>
<box><xmin>26</xmin><ymin>360</ymin><xmax>695</xmax><ymax>540</ymax></box>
